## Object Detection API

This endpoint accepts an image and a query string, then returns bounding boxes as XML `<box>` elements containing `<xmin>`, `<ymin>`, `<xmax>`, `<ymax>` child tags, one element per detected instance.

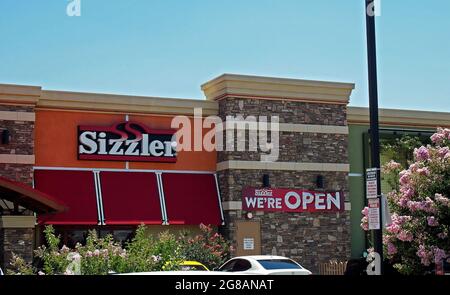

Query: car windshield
<box><xmin>257</xmin><ymin>259</ymin><xmax>302</xmax><ymax>270</ymax></box>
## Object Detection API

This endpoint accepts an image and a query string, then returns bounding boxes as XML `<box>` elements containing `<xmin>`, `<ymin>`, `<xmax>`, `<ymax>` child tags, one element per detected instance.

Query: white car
<box><xmin>118</xmin><ymin>270</ymin><xmax>240</xmax><ymax>275</ymax></box>
<box><xmin>217</xmin><ymin>255</ymin><xmax>312</xmax><ymax>275</ymax></box>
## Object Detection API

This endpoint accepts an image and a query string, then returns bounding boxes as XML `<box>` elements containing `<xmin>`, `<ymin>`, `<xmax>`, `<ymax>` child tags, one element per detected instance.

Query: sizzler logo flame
<box><xmin>78</xmin><ymin>122</ymin><xmax>177</xmax><ymax>162</ymax></box>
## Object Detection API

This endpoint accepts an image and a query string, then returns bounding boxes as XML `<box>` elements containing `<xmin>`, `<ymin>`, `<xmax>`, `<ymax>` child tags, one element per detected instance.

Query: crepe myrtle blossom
<box><xmin>382</xmin><ymin>160</ymin><xmax>402</xmax><ymax>173</ymax></box>
<box><xmin>417</xmin><ymin>245</ymin><xmax>433</xmax><ymax>266</ymax></box>
<box><xmin>360</xmin><ymin>207</ymin><xmax>369</xmax><ymax>231</ymax></box>
<box><xmin>399</xmin><ymin>170</ymin><xmax>411</xmax><ymax>185</ymax></box>
<box><xmin>406</xmin><ymin>198</ymin><xmax>437</xmax><ymax>214</ymax></box>
<box><xmin>387</xmin><ymin>242</ymin><xmax>397</xmax><ymax>256</ymax></box>
<box><xmin>433</xmin><ymin>247</ymin><xmax>447</xmax><ymax>264</ymax></box>
<box><xmin>431</xmin><ymin>127</ymin><xmax>450</xmax><ymax>145</ymax></box>
<box><xmin>400</xmin><ymin>186</ymin><xmax>415</xmax><ymax>198</ymax></box>
<box><xmin>409</xmin><ymin>163</ymin><xmax>419</xmax><ymax>173</ymax></box>
<box><xmin>438</xmin><ymin>147</ymin><xmax>450</xmax><ymax>158</ymax></box>
<box><xmin>361</xmin><ymin>128</ymin><xmax>450</xmax><ymax>274</ymax></box>
<box><xmin>427</xmin><ymin>216</ymin><xmax>439</xmax><ymax>227</ymax></box>
<box><xmin>417</xmin><ymin>167</ymin><xmax>430</xmax><ymax>176</ymax></box>
<box><xmin>414</xmin><ymin>146</ymin><xmax>431</xmax><ymax>161</ymax></box>
<box><xmin>416</xmin><ymin>245</ymin><xmax>446</xmax><ymax>266</ymax></box>
<box><xmin>397</xmin><ymin>230</ymin><xmax>414</xmax><ymax>242</ymax></box>
<box><xmin>435</xmin><ymin>193</ymin><xmax>450</xmax><ymax>207</ymax></box>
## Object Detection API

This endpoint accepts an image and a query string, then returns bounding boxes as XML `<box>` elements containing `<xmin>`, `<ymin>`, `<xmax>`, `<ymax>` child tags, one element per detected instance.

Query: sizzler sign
<box><xmin>242</xmin><ymin>187</ymin><xmax>343</xmax><ymax>212</ymax></box>
<box><xmin>78</xmin><ymin>121</ymin><xmax>177</xmax><ymax>162</ymax></box>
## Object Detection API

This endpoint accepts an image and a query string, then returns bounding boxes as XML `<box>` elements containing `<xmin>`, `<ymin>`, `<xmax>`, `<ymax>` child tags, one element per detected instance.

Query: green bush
<box><xmin>179</xmin><ymin>224</ymin><xmax>232</xmax><ymax>270</ymax></box>
<box><xmin>7</xmin><ymin>224</ymin><xmax>231</xmax><ymax>275</ymax></box>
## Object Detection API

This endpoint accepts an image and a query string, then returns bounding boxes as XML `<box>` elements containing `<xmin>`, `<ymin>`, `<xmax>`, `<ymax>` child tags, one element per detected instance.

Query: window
<box><xmin>232</xmin><ymin>259</ymin><xmax>252</xmax><ymax>272</ymax></box>
<box><xmin>48</xmin><ymin>226</ymin><xmax>135</xmax><ymax>248</ymax></box>
<box><xmin>219</xmin><ymin>260</ymin><xmax>236</xmax><ymax>272</ymax></box>
<box><xmin>257</xmin><ymin>259</ymin><xmax>302</xmax><ymax>270</ymax></box>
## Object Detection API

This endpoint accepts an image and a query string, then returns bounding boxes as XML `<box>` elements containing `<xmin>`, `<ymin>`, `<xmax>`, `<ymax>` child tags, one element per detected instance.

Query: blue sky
<box><xmin>0</xmin><ymin>0</ymin><xmax>449</xmax><ymax>111</ymax></box>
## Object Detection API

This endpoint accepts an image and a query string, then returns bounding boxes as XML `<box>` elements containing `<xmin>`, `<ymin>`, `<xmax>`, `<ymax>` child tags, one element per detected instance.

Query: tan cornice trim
<box><xmin>348</xmin><ymin>106</ymin><xmax>450</xmax><ymax>128</ymax></box>
<box><xmin>39</xmin><ymin>90</ymin><xmax>218</xmax><ymax>116</ymax></box>
<box><xmin>222</xmin><ymin>201</ymin><xmax>243</xmax><ymax>210</ymax></box>
<box><xmin>216</xmin><ymin>161</ymin><xmax>349</xmax><ymax>172</ymax></box>
<box><xmin>201</xmin><ymin>74</ymin><xmax>354</xmax><ymax>105</ymax></box>
<box><xmin>0</xmin><ymin>154</ymin><xmax>35</xmax><ymax>164</ymax></box>
<box><xmin>35</xmin><ymin>107</ymin><xmax>216</xmax><ymax>119</ymax></box>
<box><xmin>202</xmin><ymin>74</ymin><xmax>355</xmax><ymax>90</ymax></box>
<box><xmin>0</xmin><ymin>216</ymin><xmax>36</xmax><ymax>228</ymax></box>
<box><xmin>0</xmin><ymin>111</ymin><xmax>35</xmax><ymax>121</ymax></box>
<box><xmin>0</xmin><ymin>83</ymin><xmax>41</xmax><ymax>105</ymax></box>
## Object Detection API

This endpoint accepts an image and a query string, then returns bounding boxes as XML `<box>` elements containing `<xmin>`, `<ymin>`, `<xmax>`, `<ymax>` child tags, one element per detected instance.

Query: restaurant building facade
<box><xmin>1</xmin><ymin>74</ymin><xmax>449</xmax><ymax>273</ymax></box>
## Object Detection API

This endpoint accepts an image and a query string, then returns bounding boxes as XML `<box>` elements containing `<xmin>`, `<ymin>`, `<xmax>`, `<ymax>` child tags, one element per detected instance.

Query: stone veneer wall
<box><xmin>217</xmin><ymin>97</ymin><xmax>351</xmax><ymax>273</ymax></box>
<box><xmin>0</xmin><ymin>105</ymin><xmax>34</xmax><ymax>185</ymax></box>
<box><xmin>0</xmin><ymin>228</ymin><xmax>34</xmax><ymax>270</ymax></box>
<box><xmin>0</xmin><ymin>104</ymin><xmax>35</xmax><ymax>270</ymax></box>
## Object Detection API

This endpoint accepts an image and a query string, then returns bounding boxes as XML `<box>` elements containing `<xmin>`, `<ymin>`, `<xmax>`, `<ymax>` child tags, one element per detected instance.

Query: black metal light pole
<box><xmin>365</xmin><ymin>0</ymin><xmax>383</xmax><ymax>274</ymax></box>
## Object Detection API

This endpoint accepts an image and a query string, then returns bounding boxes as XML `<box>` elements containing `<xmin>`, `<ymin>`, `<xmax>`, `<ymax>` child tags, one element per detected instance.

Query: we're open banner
<box><xmin>242</xmin><ymin>187</ymin><xmax>344</xmax><ymax>212</ymax></box>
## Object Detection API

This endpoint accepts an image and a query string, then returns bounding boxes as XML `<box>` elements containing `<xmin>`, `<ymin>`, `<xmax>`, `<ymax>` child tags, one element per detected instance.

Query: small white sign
<box><xmin>243</xmin><ymin>238</ymin><xmax>255</xmax><ymax>250</ymax></box>
<box><xmin>366</xmin><ymin>168</ymin><xmax>378</xmax><ymax>199</ymax></box>
<box><xmin>368</xmin><ymin>198</ymin><xmax>380</xmax><ymax>230</ymax></box>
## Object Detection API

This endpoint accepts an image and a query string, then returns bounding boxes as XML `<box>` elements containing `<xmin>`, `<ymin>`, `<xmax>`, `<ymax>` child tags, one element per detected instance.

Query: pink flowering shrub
<box><xmin>178</xmin><ymin>224</ymin><xmax>233</xmax><ymax>270</ymax></box>
<box><xmin>362</xmin><ymin>128</ymin><xmax>450</xmax><ymax>275</ymax></box>
<box><xmin>8</xmin><ymin>224</ymin><xmax>231</xmax><ymax>275</ymax></box>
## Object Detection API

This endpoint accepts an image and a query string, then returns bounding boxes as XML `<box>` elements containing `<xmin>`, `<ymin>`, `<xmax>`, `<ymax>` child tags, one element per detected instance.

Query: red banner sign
<box><xmin>242</xmin><ymin>187</ymin><xmax>344</xmax><ymax>212</ymax></box>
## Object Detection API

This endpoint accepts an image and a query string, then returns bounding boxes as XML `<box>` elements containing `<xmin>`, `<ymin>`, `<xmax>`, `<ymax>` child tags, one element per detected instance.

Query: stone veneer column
<box><xmin>0</xmin><ymin>84</ymin><xmax>40</xmax><ymax>184</ymax></box>
<box><xmin>0</xmin><ymin>216</ymin><xmax>36</xmax><ymax>271</ymax></box>
<box><xmin>202</xmin><ymin>74</ymin><xmax>355</xmax><ymax>273</ymax></box>
<box><xmin>0</xmin><ymin>84</ymin><xmax>40</xmax><ymax>270</ymax></box>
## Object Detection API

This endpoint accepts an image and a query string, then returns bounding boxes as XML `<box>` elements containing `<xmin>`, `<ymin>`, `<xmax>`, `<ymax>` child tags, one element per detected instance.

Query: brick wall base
<box><xmin>0</xmin><ymin>228</ymin><xmax>34</xmax><ymax>271</ymax></box>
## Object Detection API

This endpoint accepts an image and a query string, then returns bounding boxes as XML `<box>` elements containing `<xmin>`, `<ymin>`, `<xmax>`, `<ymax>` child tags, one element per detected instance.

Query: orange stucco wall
<box><xmin>35</xmin><ymin>110</ymin><xmax>217</xmax><ymax>171</ymax></box>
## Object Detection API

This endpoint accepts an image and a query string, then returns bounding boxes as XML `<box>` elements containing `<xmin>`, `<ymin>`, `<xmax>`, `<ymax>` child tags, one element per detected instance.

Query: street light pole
<box><xmin>365</xmin><ymin>0</ymin><xmax>384</xmax><ymax>274</ymax></box>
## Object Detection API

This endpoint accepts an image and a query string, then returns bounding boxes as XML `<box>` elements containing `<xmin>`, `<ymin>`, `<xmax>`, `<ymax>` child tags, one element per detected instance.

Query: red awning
<box><xmin>33</xmin><ymin>169</ymin><xmax>223</xmax><ymax>226</ymax></box>
<box><xmin>0</xmin><ymin>176</ymin><xmax>65</xmax><ymax>214</ymax></box>
<box><xmin>35</xmin><ymin>170</ymin><xmax>99</xmax><ymax>225</ymax></box>
<box><xmin>99</xmin><ymin>172</ymin><xmax>162</xmax><ymax>225</ymax></box>
<box><xmin>161</xmin><ymin>173</ymin><xmax>223</xmax><ymax>225</ymax></box>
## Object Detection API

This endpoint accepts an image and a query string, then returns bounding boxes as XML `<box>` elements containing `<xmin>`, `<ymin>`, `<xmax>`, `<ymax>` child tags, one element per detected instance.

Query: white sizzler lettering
<box><xmin>79</xmin><ymin>132</ymin><xmax>97</xmax><ymax>154</ymax></box>
<box><xmin>164</xmin><ymin>140</ymin><xmax>175</xmax><ymax>157</ymax></box>
<box><xmin>125</xmin><ymin>141</ymin><xmax>139</xmax><ymax>156</ymax></box>
<box><xmin>108</xmin><ymin>139</ymin><xmax>124</xmax><ymax>155</ymax></box>
<box><xmin>149</xmin><ymin>140</ymin><xmax>164</xmax><ymax>157</ymax></box>
<box><xmin>141</xmin><ymin>134</ymin><xmax>150</xmax><ymax>156</ymax></box>
<box><xmin>78</xmin><ymin>124</ymin><xmax>176</xmax><ymax>160</ymax></box>
<box><xmin>98</xmin><ymin>132</ymin><xmax>107</xmax><ymax>155</ymax></box>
